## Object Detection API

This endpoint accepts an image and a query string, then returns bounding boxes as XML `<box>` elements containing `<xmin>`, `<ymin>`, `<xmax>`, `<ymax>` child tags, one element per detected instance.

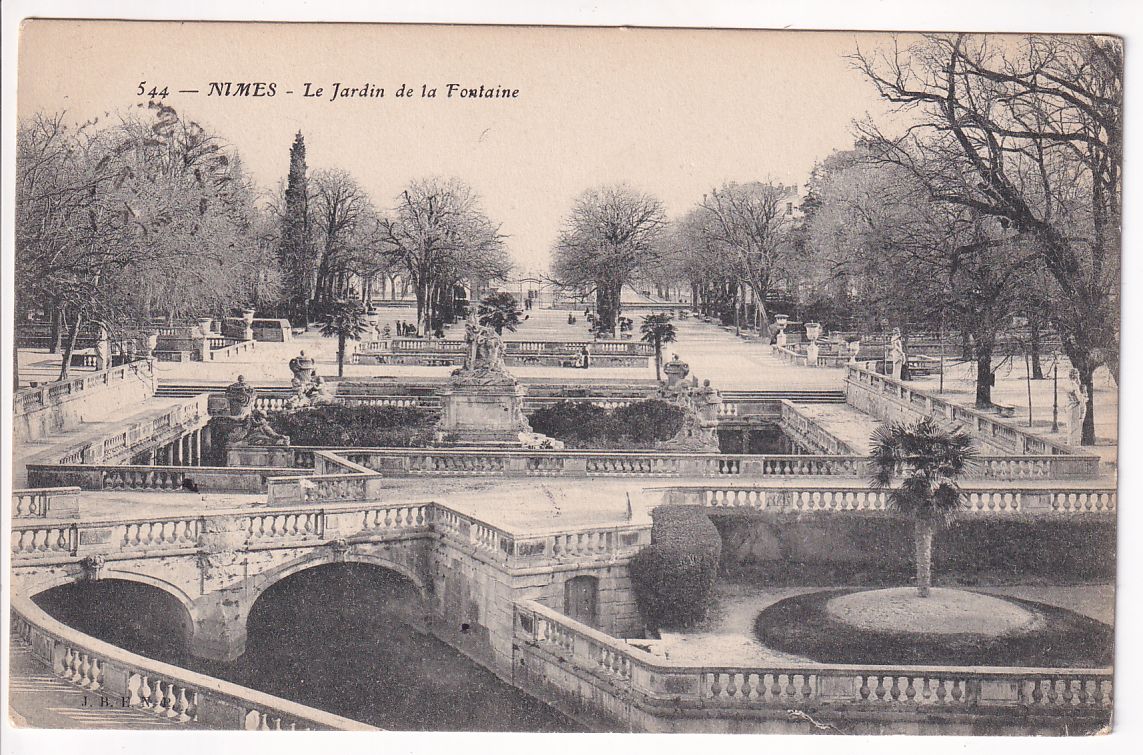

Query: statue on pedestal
<box><xmin>219</xmin><ymin>375</ymin><xmax>289</xmax><ymax>447</ymax></box>
<box><xmin>888</xmin><ymin>328</ymin><xmax>906</xmax><ymax>379</ymax></box>
<box><xmin>436</xmin><ymin>312</ymin><xmax>534</xmax><ymax>444</ymax></box>
<box><xmin>287</xmin><ymin>351</ymin><xmax>329</xmax><ymax>408</ymax></box>
<box><xmin>658</xmin><ymin>376</ymin><xmax>721</xmax><ymax>452</ymax></box>
<box><xmin>452</xmin><ymin>314</ymin><xmax>513</xmax><ymax>385</ymax></box>
<box><xmin>1065</xmin><ymin>367</ymin><xmax>1089</xmax><ymax>446</ymax></box>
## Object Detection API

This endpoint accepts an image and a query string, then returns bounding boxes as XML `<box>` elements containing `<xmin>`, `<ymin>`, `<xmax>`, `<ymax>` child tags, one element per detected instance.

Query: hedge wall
<box><xmin>262</xmin><ymin>405</ymin><xmax>436</xmax><ymax>447</ymax></box>
<box><xmin>629</xmin><ymin>506</ymin><xmax>722</xmax><ymax>631</ymax></box>
<box><xmin>526</xmin><ymin>399</ymin><xmax>684</xmax><ymax>449</ymax></box>
<box><xmin>710</xmin><ymin>510</ymin><xmax>1115</xmax><ymax>586</ymax></box>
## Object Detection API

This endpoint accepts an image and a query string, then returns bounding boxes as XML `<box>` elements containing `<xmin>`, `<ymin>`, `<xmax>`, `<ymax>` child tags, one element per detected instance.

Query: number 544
<box><xmin>137</xmin><ymin>81</ymin><xmax>169</xmax><ymax>98</ymax></box>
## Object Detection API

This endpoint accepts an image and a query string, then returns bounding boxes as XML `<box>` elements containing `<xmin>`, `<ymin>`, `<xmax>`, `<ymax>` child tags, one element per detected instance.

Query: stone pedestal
<box><xmin>437</xmin><ymin>378</ymin><xmax>531</xmax><ymax>445</ymax></box>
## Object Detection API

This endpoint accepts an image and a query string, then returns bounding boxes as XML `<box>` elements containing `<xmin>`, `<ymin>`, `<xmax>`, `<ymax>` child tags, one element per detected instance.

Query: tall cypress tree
<box><xmin>280</xmin><ymin>131</ymin><xmax>312</xmax><ymax>324</ymax></box>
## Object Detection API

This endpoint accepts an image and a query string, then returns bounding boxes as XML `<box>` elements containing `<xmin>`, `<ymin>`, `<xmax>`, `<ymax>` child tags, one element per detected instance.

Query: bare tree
<box><xmin>551</xmin><ymin>184</ymin><xmax>666</xmax><ymax>332</ymax></box>
<box><xmin>851</xmin><ymin>34</ymin><xmax>1121</xmax><ymax>444</ymax></box>
<box><xmin>697</xmin><ymin>181</ymin><xmax>798</xmax><ymax>333</ymax></box>
<box><xmin>378</xmin><ymin>178</ymin><xmax>509</xmax><ymax>335</ymax></box>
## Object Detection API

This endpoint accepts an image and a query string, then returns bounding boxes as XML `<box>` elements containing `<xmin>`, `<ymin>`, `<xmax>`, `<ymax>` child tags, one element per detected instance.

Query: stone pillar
<box><xmin>174</xmin><ymin>438</ymin><xmax>183</xmax><ymax>466</ymax></box>
<box><xmin>194</xmin><ymin>429</ymin><xmax>203</xmax><ymax>466</ymax></box>
<box><xmin>189</xmin><ymin>591</ymin><xmax>249</xmax><ymax>662</ymax></box>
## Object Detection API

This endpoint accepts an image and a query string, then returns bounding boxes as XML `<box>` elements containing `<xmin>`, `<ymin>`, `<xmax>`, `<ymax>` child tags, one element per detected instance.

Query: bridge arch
<box><xmin>17</xmin><ymin>567</ymin><xmax>197</xmax><ymax>617</ymax></box>
<box><xmin>246</xmin><ymin>550</ymin><xmax>430</xmax><ymax>612</ymax></box>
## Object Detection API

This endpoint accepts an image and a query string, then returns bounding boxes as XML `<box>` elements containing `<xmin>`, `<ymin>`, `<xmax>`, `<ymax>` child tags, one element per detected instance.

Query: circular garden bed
<box><xmin>753</xmin><ymin>587</ymin><xmax>1112</xmax><ymax>667</ymax></box>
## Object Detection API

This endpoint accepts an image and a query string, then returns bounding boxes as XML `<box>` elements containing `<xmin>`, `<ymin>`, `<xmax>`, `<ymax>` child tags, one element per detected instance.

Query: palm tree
<box><xmin>319</xmin><ymin>300</ymin><xmax>369</xmax><ymax>377</ymax></box>
<box><xmin>869</xmin><ymin>416</ymin><xmax>976</xmax><ymax>597</ymax></box>
<box><xmin>477</xmin><ymin>292</ymin><xmax>525</xmax><ymax>335</ymax></box>
<box><xmin>640</xmin><ymin>313</ymin><xmax>678</xmax><ymax>381</ymax></box>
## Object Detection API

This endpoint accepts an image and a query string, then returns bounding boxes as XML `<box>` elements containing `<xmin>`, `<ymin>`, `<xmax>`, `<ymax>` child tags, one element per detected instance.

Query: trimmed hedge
<box><xmin>630</xmin><ymin>506</ymin><xmax>722</xmax><ymax>631</ymax></box>
<box><xmin>526</xmin><ymin>399</ymin><xmax>683</xmax><ymax>449</ymax></box>
<box><xmin>263</xmin><ymin>405</ymin><xmax>436</xmax><ymax>447</ymax></box>
<box><xmin>711</xmin><ymin>510</ymin><xmax>1116</xmax><ymax>586</ymax></box>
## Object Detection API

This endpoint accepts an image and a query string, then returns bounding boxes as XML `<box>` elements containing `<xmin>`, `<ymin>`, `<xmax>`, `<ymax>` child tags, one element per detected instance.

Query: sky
<box><xmin>18</xmin><ymin>21</ymin><xmax>896</xmax><ymax>274</ymax></box>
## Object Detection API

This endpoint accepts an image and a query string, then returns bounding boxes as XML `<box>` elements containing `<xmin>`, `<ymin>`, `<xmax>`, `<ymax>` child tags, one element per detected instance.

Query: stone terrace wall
<box><xmin>13</xmin><ymin>361</ymin><xmax>157</xmax><ymax>443</ymax></box>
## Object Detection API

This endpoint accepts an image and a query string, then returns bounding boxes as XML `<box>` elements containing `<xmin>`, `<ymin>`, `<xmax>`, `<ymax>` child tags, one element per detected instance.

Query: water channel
<box><xmin>34</xmin><ymin>565</ymin><xmax>581</xmax><ymax>731</ymax></box>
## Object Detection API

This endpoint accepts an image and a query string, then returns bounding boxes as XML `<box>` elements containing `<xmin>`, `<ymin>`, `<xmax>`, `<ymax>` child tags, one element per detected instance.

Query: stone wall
<box><xmin>428</xmin><ymin>539</ymin><xmax>643</xmax><ymax>675</ymax></box>
<box><xmin>14</xmin><ymin>362</ymin><xmax>157</xmax><ymax>443</ymax></box>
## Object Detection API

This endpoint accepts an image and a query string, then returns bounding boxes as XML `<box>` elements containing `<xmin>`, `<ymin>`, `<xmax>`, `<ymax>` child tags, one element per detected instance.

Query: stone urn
<box><xmin>805</xmin><ymin>322</ymin><xmax>822</xmax><ymax>342</ymax></box>
<box><xmin>363</xmin><ymin>310</ymin><xmax>381</xmax><ymax>338</ymax></box>
<box><xmin>663</xmin><ymin>355</ymin><xmax>690</xmax><ymax>388</ymax></box>
<box><xmin>140</xmin><ymin>331</ymin><xmax>159</xmax><ymax>358</ymax></box>
<box><xmin>198</xmin><ymin>317</ymin><xmax>215</xmax><ymax>337</ymax></box>
<box><xmin>225</xmin><ymin>375</ymin><xmax>257</xmax><ymax>419</ymax></box>
<box><xmin>240</xmin><ymin>308</ymin><xmax>256</xmax><ymax>341</ymax></box>
<box><xmin>288</xmin><ymin>351</ymin><xmax>317</xmax><ymax>386</ymax></box>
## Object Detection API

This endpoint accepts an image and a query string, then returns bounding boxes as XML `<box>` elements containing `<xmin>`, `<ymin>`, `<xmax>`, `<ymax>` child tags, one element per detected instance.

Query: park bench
<box><xmin>993</xmin><ymin>403</ymin><xmax>1017</xmax><ymax>418</ymax></box>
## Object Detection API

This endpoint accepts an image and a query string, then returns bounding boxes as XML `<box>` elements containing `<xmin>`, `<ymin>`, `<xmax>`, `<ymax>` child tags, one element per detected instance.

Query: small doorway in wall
<box><xmin>563</xmin><ymin>575</ymin><xmax>599</xmax><ymax>628</ymax></box>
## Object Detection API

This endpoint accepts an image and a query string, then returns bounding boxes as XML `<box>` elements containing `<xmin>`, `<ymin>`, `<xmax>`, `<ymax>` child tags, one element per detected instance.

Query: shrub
<box><xmin>527</xmin><ymin>401</ymin><xmax>618</xmax><ymax>446</ymax></box>
<box><xmin>265</xmin><ymin>405</ymin><xmax>436</xmax><ymax>447</ymax></box>
<box><xmin>614</xmin><ymin>399</ymin><xmax>684</xmax><ymax>444</ymax></box>
<box><xmin>629</xmin><ymin>506</ymin><xmax>722</xmax><ymax>631</ymax></box>
<box><xmin>527</xmin><ymin>399</ymin><xmax>684</xmax><ymax>449</ymax></box>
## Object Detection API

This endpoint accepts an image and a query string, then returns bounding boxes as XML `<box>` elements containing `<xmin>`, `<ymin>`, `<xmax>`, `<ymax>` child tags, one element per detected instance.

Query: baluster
<box><xmin>79</xmin><ymin>653</ymin><xmax>93</xmax><ymax>687</ymax></box>
<box><xmin>139</xmin><ymin>675</ymin><xmax>153</xmax><ymax>708</ymax></box>
<box><xmin>59</xmin><ymin>647</ymin><xmax>74</xmax><ymax>679</ymax></box>
<box><xmin>175</xmin><ymin>686</ymin><xmax>192</xmax><ymax>721</ymax></box>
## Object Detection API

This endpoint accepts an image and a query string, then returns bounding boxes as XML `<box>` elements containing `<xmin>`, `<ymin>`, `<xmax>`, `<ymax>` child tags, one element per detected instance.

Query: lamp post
<box><xmin>1051</xmin><ymin>359</ymin><xmax>1060</xmax><ymax>433</ymax></box>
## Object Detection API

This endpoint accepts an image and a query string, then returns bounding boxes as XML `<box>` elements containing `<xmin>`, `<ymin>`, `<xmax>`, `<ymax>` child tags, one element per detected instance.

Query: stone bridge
<box><xmin>11</xmin><ymin>498</ymin><xmax>648</xmax><ymax>670</ymax></box>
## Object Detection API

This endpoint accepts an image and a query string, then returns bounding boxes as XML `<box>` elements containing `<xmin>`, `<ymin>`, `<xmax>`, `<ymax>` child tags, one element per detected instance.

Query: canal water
<box><xmin>34</xmin><ymin>565</ymin><xmax>581</xmax><ymax>731</ymax></box>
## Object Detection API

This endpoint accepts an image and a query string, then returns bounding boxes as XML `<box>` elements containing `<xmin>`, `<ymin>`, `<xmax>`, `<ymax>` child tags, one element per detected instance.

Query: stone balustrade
<box><xmin>11</xmin><ymin>498</ymin><xmax>645</xmax><ymax>575</ymax></box>
<box><xmin>12</xmin><ymin>487</ymin><xmax>81</xmax><ymax>519</ymax></box>
<box><xmin>660</xmin><ymin>483</ymin><xmax>1117</xmax><ymax>515</ymax></box>
<box><xmin>513</xmin><ymin>599</ymin><xmax>1112</xmax><ymax>718</ymax></box>
<box><xmin>11</xmin><ymin>596</ymin><xmax>375</xmax><ymax>730</ymax></box>
<box><xmin>231</xmin><ymin>445</ymin><xmax>1100</xmax><ymax>481</ymax></box>
<box><xmin>46</xmin><ymin>394</ymin><xmax>210</xmax><ymax>467</ymax></box>
<box><xmin>14</xmin><ymin>360</ymin><xmax>159</xmax><ymax>443</ymax></box>
<box><xmin>14</xmin><ymin>360</ymin><xmax>156</xmax><ymax>418</ymax></box>
<box><xmin>205</xmin><ymin>339</ymin><xmax>256</xmax><ymax>361</ymax></box>
<box><xmin>434</xmin><ymin>506</ymin><xmax>650</xmax><ymax>564</ymax></box>
<box><xmin>27</xmin><ymin>463</ymin><xmax>299</xmax><ymax>493</ymax></box>
<box><xmin>778</xmin><ymin>401</ymin><xmax>861</xmax><ymax>455</ymax></box>
<box><xmin>374</xmin><ymin>338</ymin><xmax>656</xmax><ymax>357</ymax></box>
<box><xmin>845</xmin><ymin>364</ymin><xmax>1085</xmax><ymax>458</ymax></box>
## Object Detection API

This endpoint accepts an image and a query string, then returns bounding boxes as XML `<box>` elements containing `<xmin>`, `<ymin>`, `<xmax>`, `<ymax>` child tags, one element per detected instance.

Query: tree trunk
<box><xmin>337</xmin><ymin>333</ymin><xmax>346</xmax><ymax>378</ymax></box>
<box><xmin>1080</xmin><ymin>363</ymin><xmax>1096</xmax><ymax>446</ymax></box>
<box><xmin>914</xmin><ymin>517</ymin><xmax>933</xmax><ymax>598</ymax></box>
<box><xmin>1029</xmin><ymin>321</ymin><xmax>1044</xmax><ymax>379</ymax></box>
<box><xmin>974</xmin><ymin>347</ymin><xmax>993</xmax><ymax>409</ymax></box>
<box><xmin>49</xmin><ymin>307</ymin><xmax>62</xmax><ymax>354</ymax></box>
<box><xmin>58</xmin><ymin>311</ymin><xmax>82</xmax><ymax>382</ymax></box>
<box><xmin>654</xmin><ymin>341</ymin><xmax>662</xmax><ymax>381</ymax></box>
